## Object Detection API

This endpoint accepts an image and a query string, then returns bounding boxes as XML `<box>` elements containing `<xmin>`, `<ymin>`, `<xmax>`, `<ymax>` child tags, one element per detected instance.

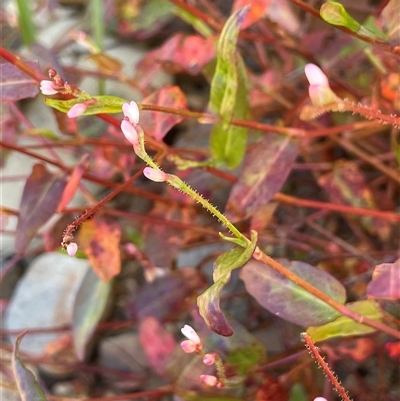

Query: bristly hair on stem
<box><xmin>302</xmin><ymin>333</ymin><xmax>353</xmax><ymax>401</ymax></box>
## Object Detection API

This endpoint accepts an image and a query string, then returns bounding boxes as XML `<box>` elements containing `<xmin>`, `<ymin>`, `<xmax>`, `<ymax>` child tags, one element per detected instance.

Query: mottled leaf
<box><xmin>367</xmin><ymin>259</ymin><xmax>400</xmax><ymax>300</ymax></box>
<box><xmin>210</xmin><ymin>57</ymin><xmax>249</xmax><ymax>169</ymax></box>
<box><xmin>57</xmin><ymin>154</ymin><xmax>89</xmax><ymax>212</ymax></box>
<box><xmin>318</xmin><ymin>161</ymin><xmax>391</xmax><ymax>241</ymax></box>
<box><xmin>139</xmin><ymin>316</ymin><xmax>176</xmax><ymax>374</ymax></box>
<box><xmin>140</xmin><ymin>86</ymin><xmax>188</xmax><ymax>141</ymax></box>
<box><xmin>12</xmin><ymin>332</ymin><xmax>47</xmax><ymax>401</ymax></box>
<box><xmin>0</xmin><ymin>61</ymin><xmax>39</xmax><ymax>101</ymax></box>
<box><xmin>150</xmin><ymin>33</ymin><xmax>215</xmax><ymax>75</ymax></box>
<box><xmin>232</xmin><ymin>0</ymin><xmax>271</xmax><ymax>29</ymax></box>
<box><xmin>226</xmin><ymin>134</ymin><xmax>299</xmax><ymax>221</ymax></box>
<box><xmin>15</xmin><ymin>164</ymin><xmax>67</xmax><ymax>255</ymax></box>
<box><xmin>197</xmin><ymin>231</ymin><xmax>257</xmax><ymax>336</ymax></box>
<box><xmin>73</xmin><ymin>268</ymin><xmax>112</xmax><ymax>361</ymax></box>
<box><xmin>306</xmin><ymin>300</ymin><xmax>383</xmax><ymax>342</ymax></box>
<box><xmin>44</xmin><ymin>95</ymin><xmax>125</xmax><ymax>116</ymax></box>
<box><xmin>78</xmin><ymin>216</ymin><xmax>121</xmax><ymax>281</ymax></box>
<box><xmin>380</xmin><ymin>0</ymin><xmax>400</xmax><ymax>44</ymax></box>
<box><xmin>209</xmin><ymin>6</ymin><xmax>249</xmax><ymax>123</ymax></box>
<box><xmin>240</xmin><ymin>259</ymin><xmax>346</xmax><ymax>327</ymax></box>
<box><xmin>143</xmin><ymin>202</ymin><xmax>193</xmax><ymax>267</ymax></box>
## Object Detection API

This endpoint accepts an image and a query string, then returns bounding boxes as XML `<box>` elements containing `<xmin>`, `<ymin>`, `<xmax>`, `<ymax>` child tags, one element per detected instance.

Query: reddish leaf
<box><xmin>15</xmin><ymin>164</ymin><xmax>67</xmax><ymax>255</ymax></box>
<box><xmin>57</xmin><ymin>154</ymin><xmax>90</xmax><ymax>212</ymax></box>
<box><xmin>226</xmin><ymin>134</ymin><xmax>299</xmax><ymax>221</ymax></box>
<box><xmin>44</xmin><ymin>214</ymin><xmax>75</xmax><ymax>252</ymax></box>
<box><xmin>367</xmin><ymin>259</ymin><xmax>400</xmax><ymax>300</ymax></box>
<box><xmin>152</xmin><ymin>33</ymin><xmax>216</xmax><ymax>75</ymax></box>
<box><xmin>240</xmin><ymin>259</ymin><xmax>346</xmax><ymax>327</ymax></box>
<box><xmin>0</xmin><ymin>61</ymin><xmax>40</xmax><ymax>101</ymax></box>
<box><xmin>139</xmin><ymin>316</ymin><xmax>176</xmax><ymax>374</ymax></box>
<box><xmin>140</xmin><ymin>86</ymin><xmax>188</xmax><ymax>141</ymax></box>
<box><xmin>0</xmin><ymin>104</ymin><xmax>17</xmax><ymax>167</ymax></box>
<box><xmin>385</xmin><ymin>342</ymin><xmax>400</xmax><ymax>360</ymax></box>
<box><xmin>134</xmin><ymin>51</ymin><xmax>163</xmax><ymax>92</ymax></box>
<box><xmin>318</xmin><ymin>161</ymin><xmax>391</xmax><ymax>241</ymax></box>
<box><xmin>78</xmin><ymin>216</ymin><xmax>121</xmax><ymax>281</ymax></box>
<box><xmin>232</xmin><ymin>0</ymin><xmax>271</xmax><ymax>29</ymax></box>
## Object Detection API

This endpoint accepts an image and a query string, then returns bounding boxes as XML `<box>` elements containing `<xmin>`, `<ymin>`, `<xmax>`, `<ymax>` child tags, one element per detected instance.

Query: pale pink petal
<box><xmin>67</xmin><ymin>242</ymin><xmax>78</xmax><ymax>257</ymax></box>
<box><xmin>203</xmin><ymin>353</ymin><xmax>216</xmax><ymax>365</ymax></box>
<box><xmin>180</xmin><ymin>340</ymin><xmax>197</xmax><ymax>353</ymax></box>
<box><xmin>122</xmin><ymin>101</ymin><xmax>140</xmax><ymax>125</ymax></box>
<box><xmin>40</xmin><ymin>80</ymin><xmax>58</xmax><ymax>95</ymax></box>
<box><xmin>67</xmin><ymin>103</ymin><xmax>88</xmax><ymax>118</ymax></box>
<box><xmin>181</xmin><ymin>325</ymin><xmax>201</xmax><ymax>344</ymax></box>
<box><xmin>304</xmin><ymin>64</ymin><xmax>330</xmax><ymax>87</ymax></box>
<box><xmin>143</xmin><ymin>167</ymin><xmax>168</xmax><ymax>183</ymax></box>
<box><xmin>314</xmin><ymin>398</ymin><xmax>328</xmax><ymax>401</ymax></box>
<box><xmin>200</xmin><ymin>375</ymin><xmax>218</xmax><ymax>386</ymax></box>
<box><xmin>121</xmin><ymin>120</ymin><xmax>139</xmax><ymax>146</ymax></box>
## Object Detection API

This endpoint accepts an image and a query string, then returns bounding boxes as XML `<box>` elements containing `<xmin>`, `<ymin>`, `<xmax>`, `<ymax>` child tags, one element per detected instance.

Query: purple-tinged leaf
<box><xmin>12</xmin><ymin>332</ymin><xmax>47</xmax><ymax>401</ymax></box>
<box><xmin>15</xmin><ymin>164</ymin><xmax>67</xmax><ymax>255</ymax></box>
<box><xmin>197</xmin><ymin>231</ymin><xmax>257</xmax><ymax>336</ymax></box>
<box><xmin>73</xmin><ymin>269</ymin><xmax>113</xmax><ymax>361</ymax></box>
<box><xmin>318</xmin><ymin>161</ymin><xmax>391</xmax><ymax>241</ymax></box>
<box><xmin>226</xmin><ymin>134</ymin><xmax>299</xmax><ymax>221</ymax></box>
<box><xmin>240</xmin><ymin>259</ymin><xmax>346</xmax><ymax>327</ymax></box>
<box><xmin>0</xmin><ymin>104</ymin><xmax>17</xmax><ymax>167</ymax></box>
<box><xmin>307</xmin><ymin>300</ymin><xmax>383</xmax><ymax>342</ymax></box>
<box><xmin>367</xmin><ymin>259</ymin><xmax>400</xmax><ymax>300</ymax></box>
<box><xmin>0</xmin><ymin>62</ymin><xmax>40</xmax><ymax>101</ymax></box>
<box><xmin>140</xmin><ymin>86</ymin><xmax>188</xmax><ymax>141</ymax></box>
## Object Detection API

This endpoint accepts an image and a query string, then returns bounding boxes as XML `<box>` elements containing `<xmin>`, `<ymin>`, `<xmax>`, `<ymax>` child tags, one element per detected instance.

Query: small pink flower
<box><xmin>40</xmin><ymin>80</ymin><xmax>58</xmax><ymax>95</ymax></box>
<box><xmin>67</xmin><ymin>103</ymin><xmax>88</xmax><ymax>118</ymax></box>
<box><xmin>122</xmin><ymin>101</ymin><xmax>140</xmax><ymax>125</ymax></box>
<box><xmin>181</xmin><ymin>340</ymin><xmax>198</xmax><ymax>353</ymax></box>
<box><xmin>203</xmin><ymin>353</ymin><xmax>216</xmax><ymax>365</ymax></box>
<box><xmin>304</xmin><ymin>64</ymin><xmax>337</xmax><ymax>106</ymax></box>
<box><xmin>314</xmin><ymin>398</ymin><xmax>328</xmax><ymax>401</ymax></box>
<box><xmin>67</xmin><ymin>242</ymin><xmax>78</xmax><ymax>257</ymax></box>
<box><xmin>143</xmin><ymin>167</ymin><xmax>168</xmax><ymax>183</ymax></box>
<box><xmin>121</xmin><ymin>120</ymin><xmax>139</xmax><ymax>146</ymax></box>
<box><xmin>200</xmin><ymin>375</ymin><xmax>218</xmax><ymax>386</ymax></box>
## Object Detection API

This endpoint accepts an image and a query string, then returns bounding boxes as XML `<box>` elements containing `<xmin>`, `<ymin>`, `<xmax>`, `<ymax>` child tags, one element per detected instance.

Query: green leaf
<box><xmin>44</xmin><ymin>95</ymin><xmax>126</xmax><ymax>116</ymax></box>
<box><xmin>306</xmin><ymin>300</ymin><xmax>383</xmax><ymax>342</ymax></box>
<box><xmin>210</xmin><ymin>56</ymin><xmax>249</xmax><ymax>169</ymax></box>
<box><xmin>15</xmin><ymin>0</ymin><xmax>36</xmax><ymax>46</ymax></box>
<box><xmin>174</xmin><ymin>8</ymin><xmax>213</xmax><ymax>37</ymax></box>
<box><xmin>197</xmin><ymin>231</ymin><xmax>257</xmax><ymax>336</ymax></box>
<box><xmin>320</xmin><ymin>1</ymin><xmax>387</xmax><ymax>40</ymax></box>
<box><xmin>209</xmin><ymin>6</ymin><xmax>249</xmax><ymax>122</ymax></box>
<box><xmin>73</xmin><ymin>269</ymin><xmax>113</xmax><ymax>361</ymax></box>
<box><xmin>12</xmin><ymin>332</ymin><xmax>47</xmax><ymax>401</ymax></box>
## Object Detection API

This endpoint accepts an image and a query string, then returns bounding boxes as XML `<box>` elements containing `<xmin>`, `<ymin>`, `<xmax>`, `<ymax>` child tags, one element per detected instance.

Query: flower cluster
<box><xmin>180</xmin><ymin>325</ymin><xmax>223</xmax><ymax>388</ymax></box>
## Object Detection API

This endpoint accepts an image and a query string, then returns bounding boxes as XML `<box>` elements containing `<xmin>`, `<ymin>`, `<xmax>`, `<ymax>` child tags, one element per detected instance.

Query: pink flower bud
<box><xmin>200</xmin><ymin>375</ymin><xmax>218</xmax><ymax>386</ymax></box>
<box><xmin>67</xmin><ymin>103</ymin><xmax>88</xmax><ymax>118</ymax></box>
<box><xmin>304</xmin><ymin>64</ymin><xmax>337</xmax><ymax>107</ymax></box>
<box><xmin>40</xmin><ymin>80</ymin><xmax>58</xmax><ymax>95</ymax></box>
<box><xmin>67</xmin><ymin>242</ymin><xmax>78</xmax><ymax>257</ymax></box>
<box><xmin>121</xmin><ymin>120</ymin><xmax>139</xmax><ymax>146</ymax></box>
<box><xmin>122</xmin><ymin>101</ymin><xmax>140</xmax><ymax>125</ymax></box>
<box><xmin>143</xmin><ymin>167</ymin><xmax>168</xmax><ymax>183</ymax></box>
<box><xmin>181</xmin><ymin>325</ymin><xmax>201</xmax><ymax>344</ymax></box>
<box><xmin>314</xmin><ymin>398</ymin><xmax>328</xmax><ymax>401</ymax></box>
<box><xmin>181</xmin><ymin>340</ymin><xmax>197</xmax><ymax>353</ymax></box>
<box><xmin>203</xmin><ymin>353</ymin><xmax>216</xmax><ymax>365</ymax></box>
